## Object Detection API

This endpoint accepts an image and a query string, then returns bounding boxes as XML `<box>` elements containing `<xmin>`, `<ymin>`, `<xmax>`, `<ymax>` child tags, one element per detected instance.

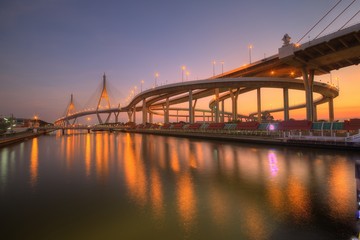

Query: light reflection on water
<box><xmin>0</xmin><ymin>131</ymin><xmax>358</xmax><ymax>240</ymax></box>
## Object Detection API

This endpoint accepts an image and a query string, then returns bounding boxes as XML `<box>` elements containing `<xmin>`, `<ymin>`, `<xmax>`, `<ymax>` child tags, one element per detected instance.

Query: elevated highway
<box><xmin>55</xmin><ymin>23</ymin><xmax>360</xmax><ymax>126</ymax></box>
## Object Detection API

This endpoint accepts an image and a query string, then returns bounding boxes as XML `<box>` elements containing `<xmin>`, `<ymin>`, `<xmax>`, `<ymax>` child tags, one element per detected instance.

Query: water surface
<box><xmin>0</xmin><ymin>131</ymin><xmax>358</xmax><ymax>240</ymax></box>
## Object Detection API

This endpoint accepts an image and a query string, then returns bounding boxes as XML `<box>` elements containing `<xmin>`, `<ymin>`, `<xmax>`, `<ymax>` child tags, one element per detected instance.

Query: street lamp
<box><xmin>212</xmin><ymin>60</ymin><xmax>216</xmax><ymax>76</ymax></box>
<box><xmin>134</xmin><ymin>86</ymin><xmax>137</xmax><ymax>95</ymax></box>
<box><xmin>220</xmin><ymin>61</ymin><xmax>224</xmax><ymax>76</ymax></box>
<box><xmin>181</xmin><ymin>66</ymin><xmax>186</xmax><ymax>82</ymax></box>
<box><xmin>186</xmin><ymin>71</ymin><xmax>190</xmax><ymax>81</ymax></box>
<box><xmin>155</xmin><ymin>72</ymin><xmax>159</xmax><ymax>87</ymax></box>
<box><xmin>248</xmin><ymin>44</ymin><xmax>253</xmax><ymax>64</ymax></box>
<box><xmin>141</xmin><ymin>80</ymin><xmax>144</xmax><ymax>92</ymax></box>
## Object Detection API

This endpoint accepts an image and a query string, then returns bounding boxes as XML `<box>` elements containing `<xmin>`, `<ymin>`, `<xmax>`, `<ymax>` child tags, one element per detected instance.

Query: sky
<box><xmin>0</xmin><ymin>0</ymin><xmax>360</xmax><ymax>123</ymax></box>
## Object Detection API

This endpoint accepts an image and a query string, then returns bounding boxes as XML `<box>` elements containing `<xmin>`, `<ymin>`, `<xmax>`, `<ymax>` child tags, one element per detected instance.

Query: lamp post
<box><xmin>212</xmin><ymin>60</ymin><xmax>216</xmax><ymax>76</ymax></box>
<box><xmin>220</xmin><ymin>61</ymin><xmax>224</xmax><ymax>76</ymax></box>
<box><xmin>248</xmin><ymin>44</ymin><xmax>253</xmax><ymax>64</ymax></box>
<box><xmin>181</xmin><ymin>66</ymin><xmax>186</xmax><ymax>82</ymax></box>
<box><xmin>186</xmin><ymin>71</ymin><xmax>190</xmax><ymax>81</ymax></box>
<box><xmin>155</xmin><ymin>72</ymin><xmax>159</xmax><ymax>87</ymax></box>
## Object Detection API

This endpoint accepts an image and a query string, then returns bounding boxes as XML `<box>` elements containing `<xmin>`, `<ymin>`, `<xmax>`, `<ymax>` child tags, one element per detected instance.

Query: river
<box><xmin>0</xmin><ymin>131</ymin><xmax>359</xmax><ymax>240</ymax></box>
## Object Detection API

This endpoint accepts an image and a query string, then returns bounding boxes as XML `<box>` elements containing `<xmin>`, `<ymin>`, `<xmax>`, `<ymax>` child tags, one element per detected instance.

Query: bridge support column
<box><xmin>230</xmin><ymin>88</ymin><xmax>239</xmax><ymax>121</ymax></box>
<box><xmin>114</xmin><ymin>111</ymin><xmax>120</xmax><ymax>123</ymax></box>
<box><xmin>215</xmin><ymin>88</ymin><xmax>220</xmax><ymax>123</ymax></box>
<box><xmin>105</xmin><ymin>113</ymin><xmax>111</xmax><ymax>123</ymax></box>
<box><xmin>329</xmin><ymin>97</ymin><xmax>334</xmax><ymax>122</ymax></box>
<box><xmin>164</xmin><ymin>97</ymin><xmax>170</xmax><ymax>124</ymax></box>
<box><xmin>189</xmin><ymin>90</ymin><xmax>194</xmax><ymax>123</ymax></box>
<box><xmin>283</xmin><ymin>88</ymin><xmax>289</xmax><ymax>121</ymax></box>
<box><xmin>96</xmin><ymin>113</ymin><xmax>103</xmax><ymax>124</ymax></box>
<box><xmin>132</xmin><ymin>108</ymin><xmax>136</xmax><ymax>123</ymax></box>
<box><xmin>302</xmin><ymin>67</ymin><xmax>315</xmax><ymax>121</ymax></box>
<box><xmin>221</xmin><ymin>100</ymin><xmax>225</xmax><ymax>123</ymax></box>
<box><xmin>257</xmin><ymin>88</ymin><xmax>261</xmax><ymax>123</ymax></box>
<box><xmin>313</xmin><ymin>105</ymin><xmax>318</xmax><ymax>122</ymax></box>
<box><xmin>149</xmin><ymin>113</ymin><xmax>153</xmax><ymax>123</ymax></box>
<box><xmin>127</xmin><ymin>111</ymin><xmax>132</xmax><ymax>122</ymax></box>
<box><xmin>142</xmin><ymin>99</ymin><xmax>147</xmax><ymax>124</ymax></box>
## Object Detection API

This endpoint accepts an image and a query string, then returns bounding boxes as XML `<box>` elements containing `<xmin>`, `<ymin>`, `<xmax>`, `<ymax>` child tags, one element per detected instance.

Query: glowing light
<box><xmin>268</xmin><ymin>152</ymin><xmax>278</xmax><ymax>176</ymax></box>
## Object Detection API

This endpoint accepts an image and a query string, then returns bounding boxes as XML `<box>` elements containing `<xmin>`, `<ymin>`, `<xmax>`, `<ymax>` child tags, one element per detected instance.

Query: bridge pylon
<box><xmin>96</xmin><ymin>73</ymin><xmax>112</xmax><ymax>124</ymax></box>
<box><xmin>64</xmin><ymin>93</ymin><xmax>77</xmax><ymax>126</ymax></box>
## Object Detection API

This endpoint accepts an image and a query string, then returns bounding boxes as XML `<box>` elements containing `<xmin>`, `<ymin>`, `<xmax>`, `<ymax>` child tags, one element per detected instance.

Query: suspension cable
<box><xmin>297</xmin><ymin>0</ymin><xmax>343</xmax><ymax>43</ymax></box>
<box><xmin>339</xmin><ymin>8</ymin><xmax>360</xmax><ymax>30</ymax></box>
<box><xmin>314</xmin><ymin>0</ymin><xmax>357</xmax><ymax>39</ymax></box>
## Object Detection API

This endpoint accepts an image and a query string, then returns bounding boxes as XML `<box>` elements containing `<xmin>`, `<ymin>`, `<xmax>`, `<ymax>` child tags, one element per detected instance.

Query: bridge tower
<box><xmin>96</xmin><ymin>73</ymin><xmax>112</xmax><ymax>124</ymax></box>
<box><xmin>65</xmin><ymin>93</ymin><xmax>77</xmax><ymax>126</ymax></box>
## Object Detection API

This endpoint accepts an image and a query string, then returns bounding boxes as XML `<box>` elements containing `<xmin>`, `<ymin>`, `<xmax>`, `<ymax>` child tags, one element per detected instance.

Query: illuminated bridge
<box><xmin>54</xmin><ymin>23</ymin><xmax>360</xmax><ymax>126</ymax></box>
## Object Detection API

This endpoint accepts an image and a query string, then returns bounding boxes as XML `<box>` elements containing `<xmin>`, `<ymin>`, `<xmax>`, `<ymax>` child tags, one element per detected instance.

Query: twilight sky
<box><xmin>1</xmin><ymin>0</ymin><xmax>359</xmax><ymax>122</ymax></box>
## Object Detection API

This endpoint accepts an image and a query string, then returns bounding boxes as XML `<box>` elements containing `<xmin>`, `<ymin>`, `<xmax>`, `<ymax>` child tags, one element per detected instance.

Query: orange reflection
<box><xmin>150</xmin><ymin>168</ymin><xmax>164</xmax><ymax>219</ymax></box>
<box><xmin>124</xmin><ymin>133</ymin><xmax>147</xmax><ymax>207</ymax></box>
<box><xmin>266</xmin><ymin>180</ymin><xmax>285</xmax><ymax>219</ymax></box>
<box><xmin>30</xmin><ymin>138</ymin><xmax>38</xmax><ymax>188</ymax></box>
<box><xmin>177</xmin><ymin>172</ymin><xmax>196</xmax><ymax>232</ymax></box>
<box><xmin>170</xmin><ymin>146</ymin><xmax>181</xmax><ymax>173</ymax></box>
<box><xmin>209</xmin><ymin>186</ymin><xmax>227</xmax><ymax>228</ymax></box>
<box><xmin>328</xmin><ymin>160</ymin><xmax>353</xmax><ymax>219</ymax></box>
<box><xmin>95</xmin><ymin>133</ymin><xmax>110</xmax><ymax>182</ymax></box>
<box><xmin>287</xmin><ymin>176</ymin><xmax>311</xmax><ymax>222</ymax></box>
<box><xmin>85</xmin><ymin>134</ymin><xmax>91</xmax><ymax>176</ymax></box>
<box><xmin>66</xmin><ymin>135</ymin><xmax>74</xmax><ymax>169</ymax></box>
<box><xmin>243</xmin><ymin>206</ymin><xmax>268</xmax><ymax>240</ymax></box>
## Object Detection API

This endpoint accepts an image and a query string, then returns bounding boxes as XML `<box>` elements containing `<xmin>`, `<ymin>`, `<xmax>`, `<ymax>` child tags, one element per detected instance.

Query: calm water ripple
<box><xmin>0</xmin><ymin>131</ymin><xmax>359</xmax><ymax>240</ymax></box>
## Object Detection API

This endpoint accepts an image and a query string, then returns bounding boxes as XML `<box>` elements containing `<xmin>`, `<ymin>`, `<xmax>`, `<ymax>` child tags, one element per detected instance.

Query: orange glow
<box><xmin>124</xmin><ymin>133</ymin><xmax>147</xmax><ymax>207</ymax></box>
<box><xmin>287</xmin><ymin>176</ymin><xmax>310</xmax><ymax>222</ymax></box>
<box><xmin>30</xmin><ymin>138</ymin><xmax>38</xmax><ymax>188</ymax></box>
<box><xmin>150</xmin><ymin>168</ymin><xmax>164</xmax><ymax>219</ymax></box>
<box><xmin>85</xmin><ymin>134</ymin><xmax>91</xmax><ymax>176</ymax></box>
<box><xmin>177</xmin><ymin>172</ymin><xmax>196</xmax><ymax>232</ymax></box>
<box><xmin>243</xmin><ymin>206</ymin><xmax>268</xmax><ymax>240</ymax></box>
<box><xmin>327</xmin><ymin>160</ymin><xmax>353</xmax><ymax>220</ymax></box>
<box><xmin>66</xmin><ymin>135</ymin><xmax>73</xmax><ymax>169</ymax></box>
<box><xmin>266</xmin><ymin>180</ymin><xmax>285</xmax><ymax>218</ymax></box>
<box><xmin>209</xmin><ymin>186</ymin><xmax>227</xmax><ymax>228</ymax></box>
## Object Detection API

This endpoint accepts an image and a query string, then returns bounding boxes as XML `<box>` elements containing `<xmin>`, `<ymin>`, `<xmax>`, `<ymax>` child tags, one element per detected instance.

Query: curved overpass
<box><xmin>55</xmin><ymin>77</ymin><xmax>338</xmax><ymax>125</ymax></box>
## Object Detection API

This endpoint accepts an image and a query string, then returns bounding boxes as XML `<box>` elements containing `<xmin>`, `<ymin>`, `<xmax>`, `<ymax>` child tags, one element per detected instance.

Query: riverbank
<box><xmin>0</xmin><ymin>130</ymin><xmax>52</xmax><ymax>148</ymax></box>
<box><xmin>123</xmin><ymin>129</ymin><xmax>360</xmax><ymax>151</ymax></box>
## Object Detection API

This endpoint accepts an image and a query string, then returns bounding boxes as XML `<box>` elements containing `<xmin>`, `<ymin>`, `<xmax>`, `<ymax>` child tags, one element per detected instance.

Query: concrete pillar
<box><xmin>127</xmin><ymin>111</ymin><xmax>132</xmax><ymax>122</ymax></box>
<box><xmin>114</xmin><ymin>111</ymin><xmax>120</xmax><ymax>123</ymax></box>
<box><xmin>221</xmin><ymin>100</ymin><xmax>225</xmax><ymax>123</ymax></box>
<box><xmin>257</xmin><ymin>88</ymin><xmax>261</xmax><ymax>123</ymax></box>
<box><xmin>176</xmin><ymin>110</ymin><xmax>179</xmax><ymax>123</ymax></box>
<box><xmin>329</xmin><ymin>97</ymin><xmax>334</xmax><ymax>122</ymax></box>
<box><xmin>149</xmin><ymin>113</ymin><xmax>153</xmax><ymax>123</ymax></box>
<box><xmin>96</xmin><ymin>113</ymin><xmax>103</xmax><ymax>124</ymax></box>
<box><xmin>214</xmin><ymin>88</ymin><xmax>220</xmax><ymax>123</ymax></box>
<box><xmin>142</xmin><ymin>99</ymin><xmax>147</xmax><ymax>124</ymax></box>
<box><xmin>132</xmin><ymin>109</ymin><xmax>136</xmax><ymax>123</ymax></box>
<box><xmin>192</xmin><ymin>99</ymin><xmax>197</xmax><ymax>123</ymax></box>
<box><xmin>203</xmin><ymin>112</ymin><xmax>205</xmax><ymax>122</ymax></box>
<box><xmin>229</xmin><ymin>88</ymin><xmax>239</xmax><ymax>121</ymax></box>
<box><xmin>165</xmin><ymin>97</ymin><xmax>170</xmax><ymax>123</ymax></box>
<box><xmin>313</xmin><ymin>105</ymin><xmax>318</xmax><ymax>122</ymax></box>
<box><xmin>302</xmin><ymin>66</ymin><xmax>315</xmax><ymax>121</ymax></box>
<box><xmin>283</xmin><ymin>88</ymin><xmax>289</xmax><ymax>121</ymax></box>
<box><xmin>189</xmin><ymin>90</ymin><xmax>194</xmax><ymax>123</ymax></box>
<box><xmin>105</xmin><ymin>113</ymin><xmax>111</xmax><ymax>123</ymax></box>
